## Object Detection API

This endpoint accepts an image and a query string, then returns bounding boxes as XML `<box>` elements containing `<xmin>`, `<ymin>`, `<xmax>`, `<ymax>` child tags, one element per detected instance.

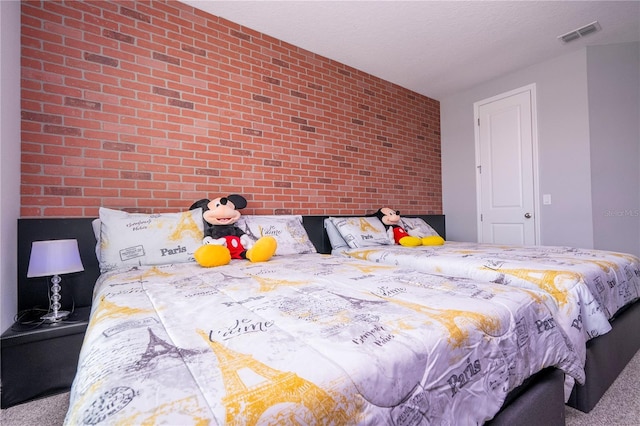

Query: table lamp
<box><xmin>27</xmin><ymin>239</ymin><xmax>84</xmax><ymax>322</ymax></box>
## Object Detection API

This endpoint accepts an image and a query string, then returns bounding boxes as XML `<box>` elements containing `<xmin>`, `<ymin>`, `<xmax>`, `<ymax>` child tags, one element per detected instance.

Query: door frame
<box><xmin>473</xmin><ymin>83</ymin><xmax>541</xmax><ymax>244</ymax></box>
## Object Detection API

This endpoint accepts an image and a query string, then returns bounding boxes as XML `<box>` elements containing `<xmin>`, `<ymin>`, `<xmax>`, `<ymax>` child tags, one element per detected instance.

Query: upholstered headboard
<box><xmin>16</xmin><ymin>214</ymin><xmax>445</xmax><ymax>311</ymax></box>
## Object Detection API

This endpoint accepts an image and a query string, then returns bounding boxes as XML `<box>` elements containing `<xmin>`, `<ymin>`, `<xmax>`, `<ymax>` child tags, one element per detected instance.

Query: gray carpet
<box><xmin>2</xmin><ymin>349</ymin><xmax>639</xmax><ymax>425</ymax></box>
<box><xmin>1</xmin><ymin>391</ymin><xmax>68</xmax><ymax>426</ymax></box>
<box><xmin>565</xmin><ymin>348</ymin><xmax>640</xmax><ymax>426</ymax></box>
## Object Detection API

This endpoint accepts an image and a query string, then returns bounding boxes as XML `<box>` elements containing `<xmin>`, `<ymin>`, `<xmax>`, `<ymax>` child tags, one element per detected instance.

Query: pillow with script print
<box><xmin>98</xmin><ymin>207</ymin><xmax>203</xmax><ymax>272</ymax></box>
<box><xmin>400</xmin><ymin>217</ymin><xmax>443</xmax><ymax>238</ymax></box>
<box><xmin>329</xmin><ymin>216</ymin><xmax>391</xmax><ymax>248</ymax></box>
<box><xmin>236</xmin><ymin>215</ymin><xmax>316</xmax><ymax>256</ymax></box>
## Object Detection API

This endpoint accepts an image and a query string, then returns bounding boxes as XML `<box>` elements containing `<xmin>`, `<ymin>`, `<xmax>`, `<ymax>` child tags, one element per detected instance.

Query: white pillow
<box><xmin>98</xmin><ymin>207</ymin><xmax>204</xmax><ymax>272</ymax></box>
<box><xmin>324</xmin><ymin>218</ymin><xmax>349</xmax><ymax>251</ymax></box>
<box><xmin>329</xmin><ymin>216</ymin><xmax>391</xmax><ymax>248</ymax></box>
<box><xmin>236</xmin><ymin>215</ymin><xmax>316</xmax><ymax>256</ymax></box>
<box><xmin>401</xmin><ymin>217</ymin><xmax>442</xmax><ymax>238</ymax></box>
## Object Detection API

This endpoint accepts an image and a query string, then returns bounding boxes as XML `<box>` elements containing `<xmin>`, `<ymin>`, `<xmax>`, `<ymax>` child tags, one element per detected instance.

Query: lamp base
<box><xmin>41</xmin><ymin>310</ymin><xmax>70</xmax><ymax>322</ymax></box>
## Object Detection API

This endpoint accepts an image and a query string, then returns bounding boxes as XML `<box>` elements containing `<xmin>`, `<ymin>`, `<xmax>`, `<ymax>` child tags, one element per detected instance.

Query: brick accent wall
<box><xmin>20</xmin><ymin>0</ymin><xmax>441</xmax><ymax>217</ymax></box>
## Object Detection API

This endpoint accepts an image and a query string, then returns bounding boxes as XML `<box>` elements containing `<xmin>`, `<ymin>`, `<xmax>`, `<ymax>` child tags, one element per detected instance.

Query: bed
<box><xmin>65</xmin><ymin>253</ymin><xmax>584</xmax><ymax>425</ymax></box>
<box><xmin>315</xmin><ymin>214</ymin><xmax>640</xmax><ymax>413</ymax></box>
<box><xmin>17</xmin><ymin>214</ymin><xmax>581</xmax><ymax>425</ymax></box>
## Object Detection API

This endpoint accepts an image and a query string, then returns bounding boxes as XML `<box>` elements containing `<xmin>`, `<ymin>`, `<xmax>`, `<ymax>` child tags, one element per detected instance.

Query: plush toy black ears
<box><xmin>226</xmin><ymin>194</ymin><xmax>247</xmax><ymax>210</ymax></box>
<box><xmin>369</xmin><ymin>208</ymin><xmax>385</xmax><ymax>220</ymax></box>
<box><xmin>189</xmin><ymin>194</ymin><xmax>247</xmax><ymax>212</ymax></box>
<box><xmin>190</xmin><ymin>198</ymin><xmax>210</xmax><ymax>211</ymax></box>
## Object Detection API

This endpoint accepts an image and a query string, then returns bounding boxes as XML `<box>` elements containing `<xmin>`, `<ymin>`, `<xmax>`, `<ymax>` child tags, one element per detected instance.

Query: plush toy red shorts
<box><xmin>224</xmin><ymin>235</ymin><xmax>246</xmax><ymax>259</ymax></box>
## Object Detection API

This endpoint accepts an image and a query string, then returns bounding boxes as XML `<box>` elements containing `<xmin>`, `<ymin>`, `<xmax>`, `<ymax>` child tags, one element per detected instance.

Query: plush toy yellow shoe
<box><xmin>421</xmin><ymin>235</ymin><xmax>445</xmax><ymax>246</ymax></box>
<box><xmin>194</xmin><ymin>244</ymin><xmax>232</xmax><ymax>267</ymax></box>
<box><xmin>246</xmin><ymin>236</ymin><xmax>277</xmax><ymax>262</ymax></box>
<box><xmin>399</xmin><ymin>236</ymin><xmax>422</xmax><ymax>247</ymax></box>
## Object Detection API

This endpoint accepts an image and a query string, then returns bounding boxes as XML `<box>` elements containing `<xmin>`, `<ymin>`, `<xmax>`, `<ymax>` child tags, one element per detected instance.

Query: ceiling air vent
<box><xmin>558</xmin><ymin>21</ymin><xmax>601</xmax><ymax>43</ymax></box>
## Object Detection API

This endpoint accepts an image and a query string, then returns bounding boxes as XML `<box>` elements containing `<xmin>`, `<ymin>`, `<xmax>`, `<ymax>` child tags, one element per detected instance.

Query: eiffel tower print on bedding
<box><xmin>65</xmin><ymin>254</ymin><xmax>584</xmax><ymax>425</ymax></box>
<box><xmin>337</xmin><ymin>242</ymin><xmax>640</xmax><ymax>376</ymax></box>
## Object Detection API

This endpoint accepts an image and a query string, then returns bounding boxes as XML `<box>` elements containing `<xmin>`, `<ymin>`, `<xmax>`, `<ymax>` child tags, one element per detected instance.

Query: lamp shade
<box><xmin>27</xmin><ymin>239</ymin><xmax>85</xmax><ymax>278</ymax></box>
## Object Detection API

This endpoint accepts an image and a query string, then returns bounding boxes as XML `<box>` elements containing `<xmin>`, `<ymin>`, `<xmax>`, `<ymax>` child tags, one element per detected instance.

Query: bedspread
<box><xmin>65</xmin><ymin>254</ymin><xmax>583</xmax><ymax>425</ymax></box>
<box><xmin>338</xmin><ymin>243</ymin><xmax>640</xmax><ymax>371</ymax></box>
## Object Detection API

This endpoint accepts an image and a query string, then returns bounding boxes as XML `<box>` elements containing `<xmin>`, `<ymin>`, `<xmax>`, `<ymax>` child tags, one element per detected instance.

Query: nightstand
<box><xmin>1</xmin><ymin>306</ymin><xmax>91</xmax><ymax>408</ymax></box>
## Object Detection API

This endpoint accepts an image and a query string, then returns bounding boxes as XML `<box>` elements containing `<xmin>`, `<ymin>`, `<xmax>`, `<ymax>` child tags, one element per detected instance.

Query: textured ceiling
<box><xmin>181</xmin><ymin>1</ymin><xmax>640</xmax><ymax>100</ymax></box>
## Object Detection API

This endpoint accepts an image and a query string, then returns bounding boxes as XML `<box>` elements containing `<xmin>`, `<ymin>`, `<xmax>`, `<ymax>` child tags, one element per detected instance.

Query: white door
<box><xmin>474</xmin><ymin>85</ymin><xmax>539</xmax><ymax>245</ymax></box>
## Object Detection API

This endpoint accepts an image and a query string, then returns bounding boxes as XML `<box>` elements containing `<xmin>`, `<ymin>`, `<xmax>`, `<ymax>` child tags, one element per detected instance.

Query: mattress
<box><xmin>64</xmin><ymin>254</ymin><xmax>584</xmax><ymax>425</ymax></box>
<box><xmin>337</xmin><ymin>242</ymin><xmax>640</xmax><ymax>379</ymax></box>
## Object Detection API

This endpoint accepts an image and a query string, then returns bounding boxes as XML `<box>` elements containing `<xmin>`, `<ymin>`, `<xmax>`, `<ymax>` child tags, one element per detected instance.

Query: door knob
<box><xmin>524</xmin><ymin>213</ymin><xmax>532</xmax><ymax>219</ymax></box>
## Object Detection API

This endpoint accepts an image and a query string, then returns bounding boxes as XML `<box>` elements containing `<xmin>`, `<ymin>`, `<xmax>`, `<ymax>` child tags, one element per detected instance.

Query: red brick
<box><xmin>20</xmin><ymin>0</ymin><xmax>441</xmax><ymax>217</ymax></box>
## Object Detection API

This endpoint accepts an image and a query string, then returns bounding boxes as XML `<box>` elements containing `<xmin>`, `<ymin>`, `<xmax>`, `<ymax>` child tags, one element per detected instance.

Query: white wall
<box><xmin>587</xmin><ymin>42</ymin><xmax>640</xmax><ymax>257</ymax></box>
<box><xmin>442</xmin><ymin>49</ymin><xmax>594</xmax><ymax>249</ymax></box>
<box><xmin>0</xmin><ymin>0</ymin><xmax>21</xmax><ymax>332</ymax></box>
<box><xmin>442</xmin><ymin>43</ymin><xmax>640</xmax><ymax>257</ymax></box>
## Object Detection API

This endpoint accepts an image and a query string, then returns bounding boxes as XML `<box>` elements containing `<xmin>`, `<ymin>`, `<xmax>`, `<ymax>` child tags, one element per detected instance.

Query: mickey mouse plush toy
<box><xmin>372</xmin><ymin>207</ymin><xmax>444</xmax><ymax>247</ymax></box>
<box><xmin>189</xmin><ymin>194</ymin><xmax>276</xmax><ymax>267</ymax></box>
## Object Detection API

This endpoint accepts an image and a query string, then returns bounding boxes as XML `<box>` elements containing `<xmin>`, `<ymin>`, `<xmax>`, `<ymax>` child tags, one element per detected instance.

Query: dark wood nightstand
<box><xmin>1</xmin><ymin>306</ymin><xmax>91</xmax><ymax>408</ymax></box>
